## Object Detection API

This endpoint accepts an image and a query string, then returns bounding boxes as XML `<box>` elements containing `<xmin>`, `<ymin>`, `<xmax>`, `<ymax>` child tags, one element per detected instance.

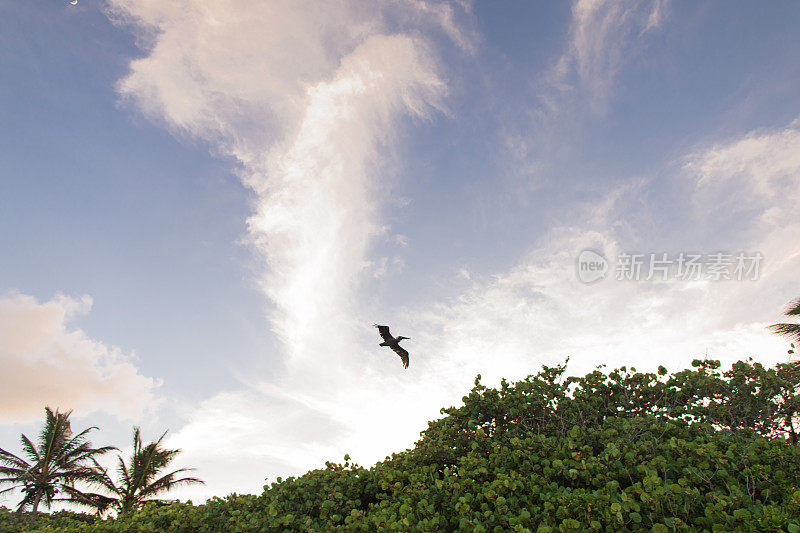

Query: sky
<box><xmin>1</xmin><ymin>0</ymin><xmax>800</xmax><ymax>505</ymax></box>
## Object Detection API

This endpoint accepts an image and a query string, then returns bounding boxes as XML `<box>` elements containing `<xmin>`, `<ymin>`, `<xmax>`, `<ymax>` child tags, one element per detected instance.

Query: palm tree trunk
<box><xmin>122</xmin><ymin>497</ymin><xmax>134</xmax><ymax>515</ymax></box>
<box><xmin>31</xmin><ymin>492</ymin><xmax>42</xmax><ymax>514</ymax></box>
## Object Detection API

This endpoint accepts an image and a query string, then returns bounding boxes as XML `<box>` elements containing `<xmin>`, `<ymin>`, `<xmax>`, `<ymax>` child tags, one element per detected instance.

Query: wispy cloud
<box><xmin>108</xmin><ymin>0</ymin><xmax>470</xmax><ymax>362</ymax></box>
<box><xmin>542</xmin><ymin>0</ymin><xmax>668</xmax><ymax>114</ymax></box>
<box><xmin>686</xmin><ymin>120</ymin><xmax>800</xmax><ymax>227</ymax></box>
<box><xmin>246</xmin><ymin>33</ymin><xmax>446</xmax><ymax>359</ymax></box>
<box><xmin>400</xmin><ymin>0</ymin><xmax>479</xmax><ymax>55</ymax></box>
<box><xmin>683</xmin><ymin>118</ymin><xmax>800</xmax><ymax>297</ymax></box>
<box><xmin>109</xmin><ymin>0</ymin><xmax>474</xmax><ymax>498</ymax></box>
<box><xmin>418</xmin><ymin>118</ymin><xmax>800</xmax><ymax>390</ymax></box>
<box><xmin>0</xmin><ymin>292</ymin><xmax>160</xmax><ymax>423</ymax></box>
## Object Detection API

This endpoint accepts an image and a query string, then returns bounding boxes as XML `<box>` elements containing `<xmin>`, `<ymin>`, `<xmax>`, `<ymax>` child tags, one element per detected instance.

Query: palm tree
<box><xmin>0</xmin><ymin>407</ymin><xmax>115</xmax><ymax>513</ymax></box>
<box><xmin>770</xmin><ymin>297</ymin><xmax>800</xmax><ymax>344</ymax></box>
<box><xmin>69</xmin><ymin>427</ymin><xmax>202</xmax><ymax>515</ymax></box>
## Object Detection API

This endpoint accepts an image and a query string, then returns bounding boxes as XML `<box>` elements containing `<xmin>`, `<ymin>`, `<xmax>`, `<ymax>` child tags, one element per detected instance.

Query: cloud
<box><xmin>415</xmin><ymin>229</ymin><xmax>787</xmax><ymax>387</ymax></box>
<box><xmin>109</xmin><ymin>0</ymin><xmax>474</xmax><ymax>500</ymax></box>
<box><xmin>543</xmin><ymin>0</ymin><xmax>668</xmax><ymax>113</ymax></box>
<box><xmin>0</xmin><ymin>292</ymin><xmax>160</xmax><ymax>423</ymax></box>
<box><xmin>512</xmin><ymin>0</ymin><xmax>669</xmax><ymax>196</ymax></box>
<box><xmin>682</xmin><ymin>119</ymin><xmax>800</xmax><ymax>313</ymax></box>
<box><xmin>246</xmin><ymin>33</ymin><xmax>446</xmax><ymax>360</ymax></box>
<box><xmin>108</xmin><ymin>0</ymin><xmax>474</xmax><ymax>153</ymax></box>
<box><xmin>416</xmin><ymin>118</ymin><xmax>800</xmax><ymax>390</ymax></box>
<box><xmin>366</xmin><ymin>256</ymin><xmax>406</xmax><ymax>279</ymax></box>
<box><xmin>165</xmin><ymin>389</ymin><xmax>346</xmax><ymax>498</ymax></box>
<box><xmin>109</xmin><ymin>0</ymin><xmax>368</xmax><ymax>146</ymax></box>
<box><xmin>108</xmin><ymin>0</ymin><xmax>467</xmax><ymax>363</ymax></box>
<box><xmin>686</xmin><ymin>120</ymin><xmax>800</xmax><ymax>229</ymax></box>
<box><xmin>400</xmin><ymin>0</ymin><xmax>479</xmax><ymax>55</ymax></box>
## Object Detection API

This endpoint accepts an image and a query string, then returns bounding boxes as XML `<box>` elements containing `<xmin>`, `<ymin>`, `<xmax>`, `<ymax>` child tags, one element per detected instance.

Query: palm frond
<box><xmin>85</xmin><ymin>458</ymin><xmax>121</xmax><ymax>495</ymax></box>
<box><xmin>137</xmin><ymin>468</ymin><xmax>203</xmax><ymax>499</ymax></box>
<box><xmin>0</xmin><ymin>486</ymin><xmax>21</xmax><ymax>497</ymax></box>
<box><xmin>61</xmin><ymin>442</ymin><xmax>116</xmax><ymax>469</ymax></box>
<box><xmin>58</xmin><ymin>428</ymin><xmax>99</xmax><ymax>458</ymax></box>
<box><xmin>19</xmin><ymin>435</ymin><xmax>40</xmax><ymax>463</ymax></box>
<box><xmin>0</xmin><ymin>448</ymin><xmax>31</xmax><ymax>470</ymax></box>
<box><xmin>770</xmin><ymin>322</ymin><xmax>800</xmax><ymax>341</ymax></box>
<box><xmin>131</xmin><ymin>431</ymin><xmax>173</xmax><ymax>491</ymax></box>
<box><xmin>785</xmin><ymin>297</ymin><xmax>800</xmax><ymax>317</ymax></box>
<box><xmin>60</xmin><ymin>485</ymin><xmax>118</xmax><ymax>514</ymax></box>
<box><xmin>42</xmin><ymin>487</ymin><xmax>57</xmax><ymax>510</ymax></box>
<box><xmin>116</xmin><ymin>455</ymin><xmax>131</xmax><ymax>492</ymax></box>
<box><xmin>769</xmin><ymin>297</ymin><xmax>800</xmax><ymax>343</ymax></box>
<box><xmin>39</xmin><ymin>407</ymin><xmax>72</xmax><ymax>466</ymax></box>
<box><xmin>0</xmin><ymin>466</ymin><xmax>28</xmax><ymax>479</ymax></box>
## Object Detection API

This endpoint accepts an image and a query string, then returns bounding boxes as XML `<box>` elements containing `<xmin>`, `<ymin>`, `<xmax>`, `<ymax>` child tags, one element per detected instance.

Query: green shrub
<box><xmin>0</xmin><ymin>508</ymin><xmax>96</xmax><ymax>533</ymax></box>
<box><xmin>6</xmin><ymin>358</ymin><xmax>800</xmax><ymax>532</ymax></box>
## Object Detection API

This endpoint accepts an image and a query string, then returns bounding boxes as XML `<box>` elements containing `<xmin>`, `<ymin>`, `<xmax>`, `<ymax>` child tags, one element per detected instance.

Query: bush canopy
<box><xmin>3</xmin><ymin>358</ymin><xmax>799</xmax><ymax>532</ymax></box>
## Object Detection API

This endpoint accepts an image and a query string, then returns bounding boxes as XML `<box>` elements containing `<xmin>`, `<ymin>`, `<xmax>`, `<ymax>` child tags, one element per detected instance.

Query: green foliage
<box><xmin>0</xmin><ymin>507</ymin><xmax>97</xmax><ymax>532</ymax></box>
<box><xmin>4</xmin><ymin>359</ymin><xmax>800</xmax><ymax>532</ymax></box>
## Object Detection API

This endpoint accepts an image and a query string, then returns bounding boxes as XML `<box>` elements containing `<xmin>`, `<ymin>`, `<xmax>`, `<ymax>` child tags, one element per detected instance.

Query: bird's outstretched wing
<box><xmin>373</xmin><ymin>324</ymin><xmax>393</xmax><ymax>342</ymax></box>
<box><xmin>391</xmin><ymin>345</ymin><xmax>409</xmax><ymax>369</ymax></box>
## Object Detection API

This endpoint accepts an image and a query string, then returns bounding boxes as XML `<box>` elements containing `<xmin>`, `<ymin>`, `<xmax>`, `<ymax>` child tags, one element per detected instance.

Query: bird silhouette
<box><xmin>373</xmin><ymin>324</ymin><xmax>410</xmax><ymax>369</ymax></box>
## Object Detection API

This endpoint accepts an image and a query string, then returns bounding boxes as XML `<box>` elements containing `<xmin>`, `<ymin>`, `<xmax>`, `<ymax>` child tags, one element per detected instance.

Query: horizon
<box><xmin>2</xmin><ymin>0</ymin><xmax>800</xmax><ymax>506</ymax></box>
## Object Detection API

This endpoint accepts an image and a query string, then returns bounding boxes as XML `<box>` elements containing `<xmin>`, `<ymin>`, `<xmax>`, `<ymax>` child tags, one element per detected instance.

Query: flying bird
<box><xmin>373</xmin><ymin>324</ymin><xmax>410</xmax><ymax>369</ymax></box>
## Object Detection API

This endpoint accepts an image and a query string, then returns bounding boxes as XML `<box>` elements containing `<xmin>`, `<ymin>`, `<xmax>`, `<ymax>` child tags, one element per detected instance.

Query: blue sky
<box><xmin>2</xmin><ymin>0</ymin><xmax>800</xmax><ymax>503</ymax></box>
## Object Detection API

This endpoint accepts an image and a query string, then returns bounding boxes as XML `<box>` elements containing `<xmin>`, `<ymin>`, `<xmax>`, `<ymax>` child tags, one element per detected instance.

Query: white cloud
<box><xmin>165</xmin><ymin>389</ymin><xmax>346</xmax><ymax>498</ymax></box>
<box><xmin>393</xmin><ymin>234</ymin><xmax>409</xmax><ymax>247</ymax></box>
<box><xmin>416</xmin><ymin>119</ymin><xmax>800</xmax><ymax>392</ymax></box>
<box><xmin>109</xmin><ymin>0</ymin><xmax>474</xmax><ymax>500</ymax></box>
<box><xmin>682</xmin><ymin>119</ymin><xmax>800</xmax><ymax>314</ymax></box>
<box><xmin>109</xmin><ymin>0</ymin><xmax>376</xmax><ymax>149</ymax></box>
<box><xmin>246</xmin><ymin>33</ymin><xmax>445</xmax><ymax>360</ymax></box>
<box><xmin>543</xmin><ymin>0</ymin><xmax>668</xmax><ymax>113</ymax></box>
<box><xmin>367</xmin><ymin>256</ymin><xmax>406</xmax><ymax>279</ymax></box>
<box><xmin>415</xmin><ymin>229</ymin><xmax>788</xmax><ymax>387</ymax></box>
<box><xmin>686</xmin><ymin>121</ymin><xmax>800</xmax><ymax>229</ymax></box>
<box><xmin>0</xmin><ymin>292</ymin><xmax>160</xmax><ymax>423</ymax></box>
<box><xmin>108</xmin><ymin>0</ymin><xmax>464</xmax><ymax>364</ymax></box>
<box><xmin>400</xmin><ymin>0</ymin><xmax>479</xmax><ymax>55</ymax></box>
